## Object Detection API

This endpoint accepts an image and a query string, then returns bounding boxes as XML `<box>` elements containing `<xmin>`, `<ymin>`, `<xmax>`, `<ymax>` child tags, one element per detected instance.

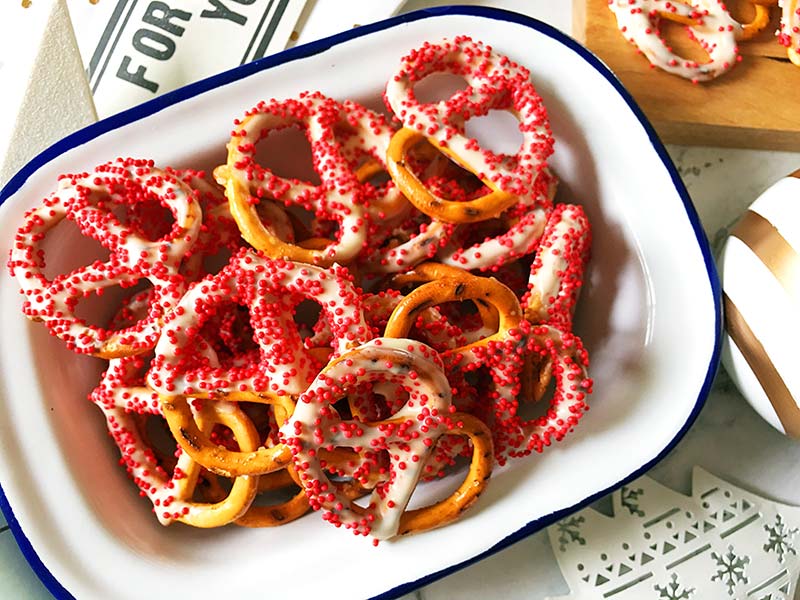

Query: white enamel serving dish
<box><xmin>0</xmin><ymin>7</ymin><xmax>720</xmax><ymax>600</ymax></box>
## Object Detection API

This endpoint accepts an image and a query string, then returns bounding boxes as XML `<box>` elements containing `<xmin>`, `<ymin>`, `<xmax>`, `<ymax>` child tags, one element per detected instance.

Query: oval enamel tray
<box><xmin>0</xmin><ymin>7</ymin><xmax>721</xmax><ymax>600</ymax></box>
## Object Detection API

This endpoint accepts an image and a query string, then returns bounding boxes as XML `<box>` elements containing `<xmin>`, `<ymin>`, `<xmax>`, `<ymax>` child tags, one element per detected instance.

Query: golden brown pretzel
<box><xmin>384</xmin><ymin>272</ymin><xmax>522</xmax><ymax>359</ymax></box>
<box><xmin>171</xmin><ymin>402</ymin><xmax>260</xmax><ymax>528</ymax></box>
<box><xmin>389</xmin><ymin>262</ymin><xmax>501</xmax><ymax>333</ymax></box>
<box><xmin>386</xmin><ymin>128</ymin><xmax>517</xmax><ymax>224</ymax></box>
<box><xmin>159</xmin><ymin>391</ymin><xmax>294</xmax><ymax>478</ymax></box>
<box><xmin>89</xmin><ymin>348</ymin><xmax>257</xmax><ymax>527</ymax></box>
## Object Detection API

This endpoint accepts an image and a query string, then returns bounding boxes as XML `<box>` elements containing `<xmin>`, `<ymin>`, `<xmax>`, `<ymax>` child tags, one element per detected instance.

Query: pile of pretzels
<box><xmin>7</xmin><ymin>37</ymin><xmax>593</xmax><ymax>543</ymax></box>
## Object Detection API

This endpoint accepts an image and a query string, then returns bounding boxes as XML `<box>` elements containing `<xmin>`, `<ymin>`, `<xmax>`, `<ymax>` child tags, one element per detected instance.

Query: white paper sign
<box><xmin>69</xmin><ymin>0</ymin><xmax>307</xmax><ymax>118</ymax></box>
<box><xmin>547</xmin><ymin>467</ymin><xmax>800</xmax><ymax>600</ymax></box>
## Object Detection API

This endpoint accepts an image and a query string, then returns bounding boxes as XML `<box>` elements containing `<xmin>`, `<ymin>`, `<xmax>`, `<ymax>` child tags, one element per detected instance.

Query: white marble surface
<box><xmin>0</xmin><ymin>1</ymin><xmax>799</xmax><ymax>599</ymax></box>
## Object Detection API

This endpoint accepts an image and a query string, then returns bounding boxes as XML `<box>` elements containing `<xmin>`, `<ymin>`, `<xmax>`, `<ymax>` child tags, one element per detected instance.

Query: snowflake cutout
<box><xmin>555</xmin><ymin>516</ymin><xmax>586</xmax><ymax>552</ymax></box>
<box><xmin>654</xmin><ymin>573</ymin><xmax>694</xmax><ymax>599</ymax></box>
<box><xmin>711</xmin><ymin>544</ymin><xmax>750</xmax><ymax>596</ymax></box>
<box><xmin>764</xmin><ymin>514</ymin><xmax>798</xmax><ymax>563</ymax></box>
<box><xmin>620</xmin><ymin>486</ymin><xmax>645</xmax><ymax>517</ymax></box>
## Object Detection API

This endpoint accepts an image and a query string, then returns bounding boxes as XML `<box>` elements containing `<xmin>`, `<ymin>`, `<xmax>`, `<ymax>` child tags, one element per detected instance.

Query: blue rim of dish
<box><xmin>0</xmin><ymin>5</ymin><xmax>722</xmax><ymax>600</ymax></box>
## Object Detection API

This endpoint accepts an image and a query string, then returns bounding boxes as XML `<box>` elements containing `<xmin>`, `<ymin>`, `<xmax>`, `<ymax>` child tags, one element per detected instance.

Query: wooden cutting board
<box><xmin>573</xmin><ymin>0</ymin><xmax>800</xmax><ymax>150</ymax></box>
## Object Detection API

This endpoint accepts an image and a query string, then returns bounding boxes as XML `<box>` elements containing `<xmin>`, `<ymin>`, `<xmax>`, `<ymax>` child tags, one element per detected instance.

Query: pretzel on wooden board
<box><xmin>607</xmin><ymin>0</ymin><xmax>742</xmax><ymax>82</ymax></box>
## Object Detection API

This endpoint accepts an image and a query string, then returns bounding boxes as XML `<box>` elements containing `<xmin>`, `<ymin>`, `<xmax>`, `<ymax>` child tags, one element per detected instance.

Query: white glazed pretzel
<box><xmin>217</xmin><ymin>93</ymin><xmax>370</xmax><ymax>266</ymax></box>
<box><xmin>147</xmin><ymin>249</ymin><xmax>370</xmax><ymax>398</ymax></box>
<box><xmin>384</xmin><ymin>36</ymin><xmax>554</xmax><ymax>207</ymax></box>
<box><xmin>608</xmin><ymin>0</ymin><xmax>741</xmax><ymax>82</ymax></box>
<box><xmin>282</xmin><ymin>337</ymin><xmax>493</xmax><ymax>541</ymax></box>
<box><xmin>7</xmin><ymin>158</ymin><xmax>201</xmax><ymax>357</ymax></box>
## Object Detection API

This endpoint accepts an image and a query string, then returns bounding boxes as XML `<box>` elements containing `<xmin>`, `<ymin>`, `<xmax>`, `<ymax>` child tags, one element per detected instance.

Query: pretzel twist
<box><xmin>147</xmin><ymin>249</ymin><xmax>370</xmax><ymax>397</ymax></box>
<box><xmin>217</xmin><ymin>93</ymin><xmax>368</xmax><ymax>266</ymax></box>
<box><xmin>282</xmin><ymin>338</ymin><xmax>493</xmax><ymax>540</ymax></box>
<box><xmin>8</xmin><ymin>158</ymin><xmax>202</xmax><ymax>357</ymax></box>
<box><xmin>384</xmin><ymin>36</ymin><xmax>554</xmax><ymax>204</ymax></box>
<box><xmin>90</xmin><ymin>364</ymin><xmax>258</xmax><ymax>527</ymax></box>
<box><xmin>608</xmin><ymin>0</ymin><xmax>742</xmax><ymax>82</ymax></box>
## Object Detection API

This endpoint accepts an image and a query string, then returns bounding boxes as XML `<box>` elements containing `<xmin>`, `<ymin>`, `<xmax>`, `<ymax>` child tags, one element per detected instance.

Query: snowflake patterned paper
<box><xmin>547</xmin><ymin>467</ymin><xmax>800</xmax><ymax>600</ymax></box>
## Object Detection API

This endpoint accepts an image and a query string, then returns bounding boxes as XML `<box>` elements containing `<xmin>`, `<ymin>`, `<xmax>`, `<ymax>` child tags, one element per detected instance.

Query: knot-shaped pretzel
<box><xmin>281</xmin><ymin>337</ymin><xmax>493</xmax><ymax>541</ymax></box>
<box><xmin>7</xmin><ymin>157</ymin><xmax>202</xmax><ymax>357</ymax></box>
<box><xmin>608</xmin><ymin>0</ymin><xmax>742</xmax><ymax>82</ymax></box>
<box><xmin>147</xmin><ymin>248</ymin><xmax>370</xmax><ymax>397</ymax></box>
<box><xmin>217</xmin><ymin>93</ymin><xmax>373</xmax><ymax>266</ymax></box>
<box><xmin>384</xmin><ymin>36</ymin><xmax>554</xmax><ymax>219</ymax></box>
